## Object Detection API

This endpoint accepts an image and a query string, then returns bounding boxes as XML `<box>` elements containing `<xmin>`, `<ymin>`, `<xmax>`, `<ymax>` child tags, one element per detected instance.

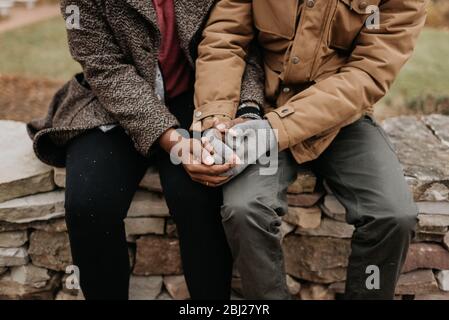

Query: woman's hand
<box><xmin>159</xmin><ymin>128</ymin><xmax>235</xmax><ymax>187</ymax></box>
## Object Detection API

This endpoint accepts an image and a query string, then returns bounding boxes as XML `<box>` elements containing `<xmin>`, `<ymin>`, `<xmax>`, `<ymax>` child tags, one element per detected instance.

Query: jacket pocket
<box><xmin>252</xmin><ymin>0</ymin><xmax>298</xmax><ymax>40</ymax></box>
<box><xmin>327</xmin><ymin>0</ymin><xmax>381</xmax><ymax>51</ymax></box>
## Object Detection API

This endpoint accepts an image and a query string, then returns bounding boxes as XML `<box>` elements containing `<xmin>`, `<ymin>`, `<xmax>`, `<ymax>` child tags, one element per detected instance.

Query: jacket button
<box><xmin>359</xmin><ymin>1</ymin><xmax>368</xmax><ymax>10</ymax></box>
<box><xmin>292</xmin><ymin>56</ymin><xmax>300</xmax><ymax>65</ymax></box>
<box><xmin>195</xmin><ymin>111</ymin><xmax>202</xmax><ymax>118</ymax></box>
<box><xmin>306</xmin><ymin>0</ymin><xmax>315</xmax><ymax>8</ymax></box>
<box><xmin>283</xmin><ymin>87</ymin><xmax>291</xmax><ymax>93</ymax></box>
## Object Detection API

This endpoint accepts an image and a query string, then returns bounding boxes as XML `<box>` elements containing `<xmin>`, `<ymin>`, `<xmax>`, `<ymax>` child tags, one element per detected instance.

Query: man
<box><xmin>194</xmin><ymin>0</ymin><xmax>428</xmax><ymax>299</ymax></box>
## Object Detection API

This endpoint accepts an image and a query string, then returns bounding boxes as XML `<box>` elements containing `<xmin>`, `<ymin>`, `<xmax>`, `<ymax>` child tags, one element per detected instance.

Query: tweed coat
<box><xmin>27</xmin><ymin>0</ymin><xmax>265</xmax><ymax>167</ymax></box>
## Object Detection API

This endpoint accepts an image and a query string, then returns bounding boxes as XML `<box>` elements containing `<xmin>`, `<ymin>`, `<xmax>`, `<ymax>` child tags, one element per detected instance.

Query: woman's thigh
<box><xmin>65</xmin><ymin>127</ymin><xmax>149</xmax><ymax>226</ymax></box>
<box><xmin>155</xmin><ymin>149</ymin><xmax>223</xmax><ymax>224</ymax></box>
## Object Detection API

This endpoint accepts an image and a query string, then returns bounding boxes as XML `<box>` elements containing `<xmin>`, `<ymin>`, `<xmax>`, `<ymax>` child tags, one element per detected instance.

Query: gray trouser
<box><xmin>222</xmin><ymin>116</ymin><xmax>417</xmax><ymax>300</ymax></box>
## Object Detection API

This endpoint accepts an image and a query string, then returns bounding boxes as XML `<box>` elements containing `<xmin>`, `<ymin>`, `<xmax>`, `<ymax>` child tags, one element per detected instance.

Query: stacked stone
<box><xmin>0</xmin><ymin>121</ymin><xmax>188</xmax><ymax>300</ymax></box>
<box><xmin>1</xmin><ymin>114</ymin><xmax>449</xmax><ymax>300</ymax></box>
<box><xmin>280</xmin><ymin>114</ymin><xmax>449</xmax><ymax>300</ymax></box>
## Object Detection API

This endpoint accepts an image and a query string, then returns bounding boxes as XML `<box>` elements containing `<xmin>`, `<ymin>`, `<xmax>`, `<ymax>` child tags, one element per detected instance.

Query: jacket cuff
<box><xmin>191</xmin><ymin>101</ymin><xmax>237</xmax><ymax>131</ymax></box>
<box><xmin>264</xmin><ymin>111</ymin><xmax>291</xmax><ymax>152</ymax></box>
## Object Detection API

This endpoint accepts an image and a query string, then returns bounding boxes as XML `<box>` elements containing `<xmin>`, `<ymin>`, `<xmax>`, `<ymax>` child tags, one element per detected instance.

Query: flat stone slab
<box><xmin>382</xmin><ymin>116</ymin><xmax>449</xmax><ymax>184</ymax></box>
<box><xmin>436</xmin><ymin>270</ymin><xmax>449</xmax><ymax>292</ymax></box>
<box><xmin>139</xmin><ymin>167</ymin><xmax>163</xmax><ymax>193</ymax></box>
<box><xmin>283</xmin><ymin>206</ymin><xmax>321</xmax><ymax>229</ymax></box>
<box><xmin>287</xmin><ymin>192</ymin><xmax>324</xmax><ymax>207</ymax></box>
<box><xmin>330</xmin><ymin>270</ymin><xmax>441</xmax><ymax>296</ymax></box>
<box><xmin>422</xmin><ymin>114</ymin><xmax>449</xmax><ymax>147</ymax></box>
<box><xmin>0</xmin><ymin>247</ymin><xmax>29</xmax><ymax>267</ymax></box>
<box><xmin>129</xmin><ymin>276</ymin><xmax>163</xmax><ymax>300</ymax></box>
<box><xmin>163</xmin><ymin>275</ymin><xmax>190</xmax><ymax>300</ymax></box>
<box><xmin>128</xmin><ymin>191</ymin><xmax>169</xmax><ymax>218</ymax></box>
<box><xmin>403</xmin><ymin>243</ymin><xmax>449</xmax><ymax>273</ymax></box>
<box><xmin>320</xmin><ymin>195</ymin><xmax>346</xmax><ymax>222</ymax></box>
<box><xmin>418</xmin><ymin>214</ymin><xmax>449</xmax><ymax>228</ymax></box>
<box><xmin>0</xmin><ymin>273</ymin><xmax>60</xmax><ymax>300</ymax></box>
<box><xmin>125</xmin><ymin>217</ymin><xmax>165</xmax><ymax>236</ymax></box>
<box><xmin>0</xmin><ymin>231</ymin><xmax>28</xmax><ymax>248</ymax></box>
<box><xmin>283</xmin><ymin>235</ymin><xmax>351</xmax><ymax>283</ymax></box>
<box><xmin>295</xmin><ymin>217</ymin><xmax>354</xmax><ymax>239</ymax></box>
<box><xmin>28</xmin><ymin>230</ymin><xmax>71</xmax><ymax>272</ymax></box>
<box><xmin>0</xmin><ymin>191</ymin><xmax>65</xmax><ymax>224</ymax></box>
<box><xmin>396</xmin><ymin>270</ymin><xmax>439</xmax><ymax>295</ymax></box>
<box><xmin>10</xmin><ymin>264</ymin><xmax>50</xmax><ymax>288</ymax></box>
<box><xmin>0</xmin><ymin>121</ymin><xmax>55</xmax><ymax>203</ymax></box>
<box><xmin>134</xmin><ymin>236</ymin><xmax>182</xmax><ymax>276</ymax></box>
<box><xmin>417</xmin><ymin>202</ymin><xmax>449</xmax><ymax>215</ymax></box>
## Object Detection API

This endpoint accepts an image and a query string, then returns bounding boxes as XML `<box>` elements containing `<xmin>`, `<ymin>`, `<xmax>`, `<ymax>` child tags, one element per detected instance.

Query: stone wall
<box><xmin>1</xmin><ymin>115</ymin><xmax>449</xmax><ymax>300</ymax></box>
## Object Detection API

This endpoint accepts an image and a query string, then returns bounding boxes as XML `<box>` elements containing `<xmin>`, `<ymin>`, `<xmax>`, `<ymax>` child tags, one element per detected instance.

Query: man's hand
<box><xmin>222</xmin><ymin>119</ymin><xmax>278</xmax><ymax>177</ymax></box>
<box><xmin>212</xmin><ymin>117</ymin><xmax>249</xmax><ymax>138</ymax></box>
<box><xmin>159</xmin><ymin>128</ymin><xmax>235</xmax><ymax>187</ymax></box>
<box><xmin>202</xmin><ymin>128</ymin><xmax>240</xmax><ymax>165</ymax></box>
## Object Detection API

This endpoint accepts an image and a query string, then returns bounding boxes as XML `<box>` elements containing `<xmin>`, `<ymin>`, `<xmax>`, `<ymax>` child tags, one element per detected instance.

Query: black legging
<box><xmin>64</xmin><ymin>92</ymin><xmax>233</xmax><ymax>300</ymax></box>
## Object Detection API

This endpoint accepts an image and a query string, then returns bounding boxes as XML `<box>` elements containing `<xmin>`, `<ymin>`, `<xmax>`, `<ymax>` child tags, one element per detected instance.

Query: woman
<box><xmin>27</xmin><ymin>0</ymin><xmax>265</xmax><ymax>300</ymax></box>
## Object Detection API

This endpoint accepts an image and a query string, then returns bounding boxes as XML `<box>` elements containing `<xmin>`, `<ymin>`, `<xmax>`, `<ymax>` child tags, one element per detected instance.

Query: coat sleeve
<box><xmin>239</xmin><ymin>41</ymin><xmax>265</xmax><ymax>107</ymax></box>
<box><xmin>193</xmin><ymin>0</ymin><xmax>255</xmax><ymax>130</ymax></box>
<box><xmin>61</xmin><ymin>0</ymin><xmax>179</xmax><ymax>156</ymax></box>
<box><xmin>265</xmin><ymin>0</ymin><xmax>428</xmax><ymax>151</ymax></box>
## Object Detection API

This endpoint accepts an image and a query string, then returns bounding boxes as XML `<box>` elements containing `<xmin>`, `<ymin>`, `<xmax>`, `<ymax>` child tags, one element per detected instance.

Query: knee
<box><xmin>364</xmin><ymin>200</ymin><xmax>417</xmax><ymax>239</ymax></box>
<box><xmin>222</xmin><ymin>196</ymin><xmax>281</xmax><ymax>233</ymax></box>
<box><xmin>64</xmin><ymin>193</ymin><xmax>126</xmax><ymax>228</ymax></box>
<box><xmin>222</xmin><ymin>197</ymin><xmax>253</xmax><ymax>227</ymax></box>
<box><xmin>387</xmin><ymin>212</ymin><xmax>417</xmax><ymax>237</ymax></box>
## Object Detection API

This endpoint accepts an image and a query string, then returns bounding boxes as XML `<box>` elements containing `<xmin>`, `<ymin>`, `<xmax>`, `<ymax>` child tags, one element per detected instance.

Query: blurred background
<box><xmin>0</xmin><ymin>0</ymin><xmax>448</xmax><ymax>123</ymax></box>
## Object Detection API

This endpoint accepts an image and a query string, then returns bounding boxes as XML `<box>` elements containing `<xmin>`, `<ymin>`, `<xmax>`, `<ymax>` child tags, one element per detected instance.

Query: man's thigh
<box><xmin>223</xmin><ymin>151</ymin><xmax>297</xmax><ymax>217</ymax></box>
<box><xmin>313</xmin><ymin>116</ymin><xmax>417</xmax><ymax>225</ymax></box>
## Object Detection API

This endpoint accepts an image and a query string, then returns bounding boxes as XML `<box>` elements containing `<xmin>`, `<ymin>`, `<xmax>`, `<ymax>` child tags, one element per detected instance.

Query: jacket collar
<box><xmin>124</xmin><ymin>0</ymin><xmax>216</xmax><ymax>30</ymax></box>
<box><xmin>124</xmin><ymin>0</ymin><xmax>216</xmax><ymax>50</ymax></box>
<box><xmin>124</xmin><ymin>0</ymin><xmax>158</xmax><ymax>26</ymax></box>
<box><xmin>174</xmin><ymin>0</ymin><xmax>216</xmax><ymax>63</ymax></box>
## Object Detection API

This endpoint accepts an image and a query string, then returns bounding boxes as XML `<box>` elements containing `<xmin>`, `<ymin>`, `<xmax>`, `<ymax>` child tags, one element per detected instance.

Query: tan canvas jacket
<box><xmin>194</xmin><ymin>0</ymin><xmax>428</xmax><ymax>163</ymax></box>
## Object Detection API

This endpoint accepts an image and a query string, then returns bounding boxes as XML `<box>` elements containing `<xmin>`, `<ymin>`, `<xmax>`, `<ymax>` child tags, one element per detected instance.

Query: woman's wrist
<box><xmin>159</xmin><ymin>127</ymin><xmax>183</xmax><ymax>154</ymax></box>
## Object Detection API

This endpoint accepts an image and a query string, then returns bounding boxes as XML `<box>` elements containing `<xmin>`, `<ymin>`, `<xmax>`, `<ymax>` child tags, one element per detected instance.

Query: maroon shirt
<box><xmin>151</xmin><ymin>0</ymin><xmax>192</xmax><ymax>100</ymax></box>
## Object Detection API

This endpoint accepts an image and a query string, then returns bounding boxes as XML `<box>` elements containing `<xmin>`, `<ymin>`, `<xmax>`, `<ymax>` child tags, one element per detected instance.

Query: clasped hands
<box><xmin>159</xmin><ymin>118</ymin><xmax>277</xmax><ymax>187</ymax></box>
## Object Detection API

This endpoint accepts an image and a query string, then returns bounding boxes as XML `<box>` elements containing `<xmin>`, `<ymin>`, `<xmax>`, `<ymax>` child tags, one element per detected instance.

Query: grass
<box><xmin>0</xmin><ymin>16</ymin><xmax>80</xmax><ymax>81</ymax></box>
<box><xmin>386</xmin><ymin>28</ymin><xmax>449</xmax><ymax>98</ymax></box>
<box><xmin>376</xmin><ymin>28</ymin><xmax>449</xmax><ymax>119</ymax></box>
